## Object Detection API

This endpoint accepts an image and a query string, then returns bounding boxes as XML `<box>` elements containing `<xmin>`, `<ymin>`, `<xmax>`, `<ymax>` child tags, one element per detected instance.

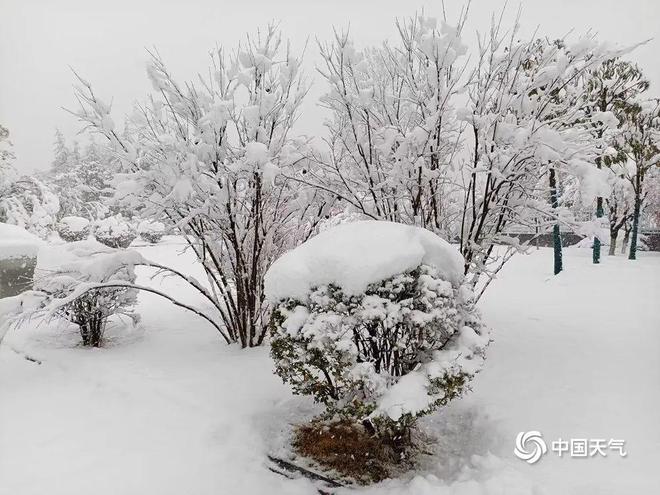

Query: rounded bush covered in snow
<box><xmin>138</xmin><ymin>220</ymin><xmax>166</xmax><ymax>244</ymax></box>
<box><xmin>57</xmin><ymin>216</ymin><xmax>91</xmax><ymax>242</ymax></box>
<box><xmin>94</xmin><ymin>215</ymin><xmax>137</xmax><ymax>248</ymax></box>
<box><xmin>265</xmin><ymin>221</ymin><xmax>489</xmax><ymax>434</ymax></box>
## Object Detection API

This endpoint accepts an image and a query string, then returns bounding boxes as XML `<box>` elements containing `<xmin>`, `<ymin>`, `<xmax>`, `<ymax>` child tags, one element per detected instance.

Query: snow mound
<box><xmin>59</xmin><ymin>216</ymin><xmax>90</xmax><ymax>232</ymax></box>
<box><xmin>138</xmin><ymin>220</ymin><xmax>165</xmax><ymax>234</ymax></box>
<box><xmin>0</xmin><ymin>292</ymin><xmax>45</xmax><ymax>342</ymax></box>
<box><xmin>96</xmin><ymin>215</ymin><xmax>134</xmax><ymax>236</ymax></box>
<box><xmin>265</xmin><ymin>220</ymin><xmax>464</xmax><ymax>302</ymax></box>
<box><xmin>374</xmin><ymin>371</ymin><xmax>435</xmax><ymax>422</ymax></box>
<box><xmin>0</xmin><ymin>222</ymin><xmax>44</xmax><ymax>260</ymax></box>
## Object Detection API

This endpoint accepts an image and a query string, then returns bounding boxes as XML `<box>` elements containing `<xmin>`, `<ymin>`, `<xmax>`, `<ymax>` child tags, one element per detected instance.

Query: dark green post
<box><xmin>593</xmin><ymin>197</ymin><xmax>603</xmax><ymax>264</ymax></box>
<box><xmin>549</xmin><ymin>167</ymin><xmax>563</xmax><ymax>274</ymax></box>
<box><xmin>593</xmin><ymin>153</ymin><xmax>603</xmax><ymax>264</ymax></box>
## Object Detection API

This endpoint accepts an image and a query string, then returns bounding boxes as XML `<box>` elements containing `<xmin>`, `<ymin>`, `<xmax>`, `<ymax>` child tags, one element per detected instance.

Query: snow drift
<box><xmin>265</xmin><ymin>220</ymin><xmax>465</xmax><ymax>302</ymax></box>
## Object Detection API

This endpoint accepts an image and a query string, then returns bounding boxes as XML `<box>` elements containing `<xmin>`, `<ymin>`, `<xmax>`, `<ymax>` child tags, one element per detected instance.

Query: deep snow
<box><xmin>57</xmin><ymin>216</ymin><xmax>90</xmax><ymax>233</ymax></box>
<box><xmin>264</xmin><ymin>220</ymin><xmax>464</xmax><ymax>302</ymax></box>
<box><xmin>1</xmin><ymin>237</ymin><xmax>658</xmax><ymax>494</ymax></box>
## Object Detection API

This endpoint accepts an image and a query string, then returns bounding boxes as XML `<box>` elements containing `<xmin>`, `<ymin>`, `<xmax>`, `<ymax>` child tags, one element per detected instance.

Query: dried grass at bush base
<box><xmin>293</xmin><ymin>419</ymin><xmax>424</xmax><ymax>484</ymax></box>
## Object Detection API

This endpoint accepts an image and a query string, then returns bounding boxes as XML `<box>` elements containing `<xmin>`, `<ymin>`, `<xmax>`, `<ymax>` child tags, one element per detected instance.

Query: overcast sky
<box><xmin>1</xmin><ymin>0</ymin><xmax>659</xmax><ymax>172</ymax></box>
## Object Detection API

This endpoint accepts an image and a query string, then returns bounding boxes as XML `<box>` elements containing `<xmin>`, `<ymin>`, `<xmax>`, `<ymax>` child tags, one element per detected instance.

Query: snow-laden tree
<box><xmin>616</xmin><ymin>98</ymin><xmax>660</xmax><ymax>259</ymax></box>
<box><xmin>0</xmin><ymin>175</ymin><xmax>60</xmax><ymax>239</ymax></box>
<box><xmin>604</xmin><ymin>162</ymin><xmax>635</xmax><ymax>255</ymax></box>
<box><xmin>517</xmin><ymin>38</ymin><xmax>577</xmax><ymax>275</ymax></box>
<box><xmin>642</xmin><ymin>166</ymin><xmax>660</xmax><ymax>230</ymax></box>
<box><xmin>454</xmin><ymin>22</ymin><xmax>621</xmax><ymax>292</ymax></box>
<box><xmin>51</xmin><ymin>129</ymin><xmax>69</xmax><ymax>173</ymax></box>
<box><xmin>0</xmin><ymin>125</ymin><xmax>19</xmax><ymax>213</ymax></box>
<box><xmin>71</xmin><ymin>25</ymin><xmax>326</xmax><ymax>347</ymax></box>
<box><xmin>1</xmin><ymin>124</ymin><xmax>16</xmax><ymax>174</ymax></box>
<box><xmin>49</xmin><ymin>135</ymin><xmax>113</xmax><ymax>220</ymax></box>
<box><xmin>78</xmin><ymin>141</ymin><xmax>115</xmax><ymax>208</ymax></box>
<box><xmin>581</xmin><ymin>59</ymin><xmax>649</xmax><ymax>262</ymax></box>
<box><xmin>308</xmin><ymin>14</ymin><xmax>467</xmax><ymax>238</ymax></box>
<box><xmin>306</xmin><ymin>13</ymin><xmax>624</xmax><ymax>296</ymax></box>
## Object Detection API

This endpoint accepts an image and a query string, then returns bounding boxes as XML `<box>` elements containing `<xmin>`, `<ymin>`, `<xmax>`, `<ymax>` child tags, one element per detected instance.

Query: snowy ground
<box><xmin>1</xmin><ymin>238</ymin><xmax>658</xmax><ymax>494</ymax></box>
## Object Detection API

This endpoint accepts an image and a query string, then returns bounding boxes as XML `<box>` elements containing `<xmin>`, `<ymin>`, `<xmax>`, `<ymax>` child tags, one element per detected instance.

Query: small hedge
<box><xmin>270</xmin><ymin>264</ymin><xmax>489</xmax><ymax>439</ymax></box>
<box><xmin>94</xmin><ymin>216</ymin><xmax>137</xmax><ymax>248</ymax></box>
<box><xmin>57</xmin><ymin>216</ymin><xmax>90</xmax><ymax>242</ymax></box>
<box><xmin>138</xmin><ymin>220</ymin><xmax>166</xmax><ymax>244</ymax></box>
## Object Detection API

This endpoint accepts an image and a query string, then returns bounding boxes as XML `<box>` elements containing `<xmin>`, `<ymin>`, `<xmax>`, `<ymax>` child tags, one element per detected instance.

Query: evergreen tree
<box><xmin>604</xmin><ymin>161</ymin><xmax>635</xmax><ymax>255</ymax></box>
<box><xmin>51</xmin><ymin>129</ymin><xmax>70</xmax><ymax>172</ymax></box>
<box><xmin>583</xmin><ymin>59</ymin><xmax>649</xmax><ymax>263</ymax></box>
<box><xmin>524</xmin><ymin>39</ymin><xmax>571</xmax><ymax>275</ymax></box>
<box><xmin>47</xmin><ymin>132</ymin><xmax>114</xmax><ymax>220</ymax></box>
<box><xmin>0</xmin><ymin>124</ymin><xmax>16</xmax><ymax>190</ymax></box>
<box><xmin>617</xmin><ymin>99</ymin><xmax>660</xmax><ymax>260</ymax></box>
<box><xmin>79</xmin><ymin>139</ymin><xmax>113</xmax><ymax>211</ymax></box>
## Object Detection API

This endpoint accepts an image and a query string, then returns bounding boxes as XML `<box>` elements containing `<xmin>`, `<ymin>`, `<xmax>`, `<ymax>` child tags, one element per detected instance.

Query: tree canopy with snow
<box><xmin>70</xmin><ymin>25</ymin><xmax>328</xmax><ymax>347</ymax></box>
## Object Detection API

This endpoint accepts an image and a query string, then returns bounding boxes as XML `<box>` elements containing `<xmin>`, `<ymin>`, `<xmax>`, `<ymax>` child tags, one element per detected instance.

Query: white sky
<box><xmin>1</xmin><ymin>0</ymin><xmax>659</xmax><ymax>172</ymax></box>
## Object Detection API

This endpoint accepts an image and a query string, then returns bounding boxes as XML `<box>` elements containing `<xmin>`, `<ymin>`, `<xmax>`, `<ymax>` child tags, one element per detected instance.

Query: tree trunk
<box><xmin>549</xmin><ymin>168</ymin><xmax>562</xmax><ymax>274</ymax></box>
<box><xmin>621</xmin><ymin>228</ymin><xmax>630</xmax><ymax>255</ymax></box>
<box><xmin>608</xmin><ymin>231</ymin><xmax>618</xmax><ymax>256</ymax></box>
<box><xmin>80</xmin><ymin>316</ymin><xmax>104</xmax><ymax>347</ymax></box>
<box><xmin>629</xmin><ymin>188</ymin><xmax>642</xmax><ymax>260</ymax></box>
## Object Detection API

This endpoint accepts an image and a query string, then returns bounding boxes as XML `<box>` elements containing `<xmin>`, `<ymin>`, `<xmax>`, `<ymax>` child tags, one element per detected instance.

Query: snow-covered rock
<box><xmin>265</xmin><ymin>220</ymin><xmax>465</xmax><ymax>302</ymax></box>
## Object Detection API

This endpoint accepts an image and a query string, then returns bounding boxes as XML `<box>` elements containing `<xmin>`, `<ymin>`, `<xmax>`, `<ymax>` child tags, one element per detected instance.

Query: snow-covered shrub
<box><xmin>94</xmin><ymin>215</ymin><xmax>136</xmax><ymax>248</ymax></box>
<box><xmin>317</xmin><ymin>209</ymin><xmax>369</xmax><ymax>232</ymax></box>
<box><xmin>57</xmin><ymin>216</ymin><xmax>90</xmax><ymax>242</ymax></box>
<box><xmin>0</xmin><ymin>177</ymin><xmax>60</xmax><ymax>239</ymax></box>
<box><xmin>266</xmin><ymin>221</ymin><xmax>489</xmax><ymax>437</ymax></box>
<box><xmin>34</xmin><ymin>240</ymin><xmax>140</xmax><ymax>347</ymax></box>
<box><xmin>0</xmin><ymin>292</ymin><xmax>44</xmax><ymax>343</ymax></box>
<box><xmin>137</xmin><ymin>220</ymin><xmax>165</xmax><ymax>244</ymax></box>
<box><xmin>72</xmin><ymin>25</ymin><xmax>323</xmax><ymax>347</ymax></box>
